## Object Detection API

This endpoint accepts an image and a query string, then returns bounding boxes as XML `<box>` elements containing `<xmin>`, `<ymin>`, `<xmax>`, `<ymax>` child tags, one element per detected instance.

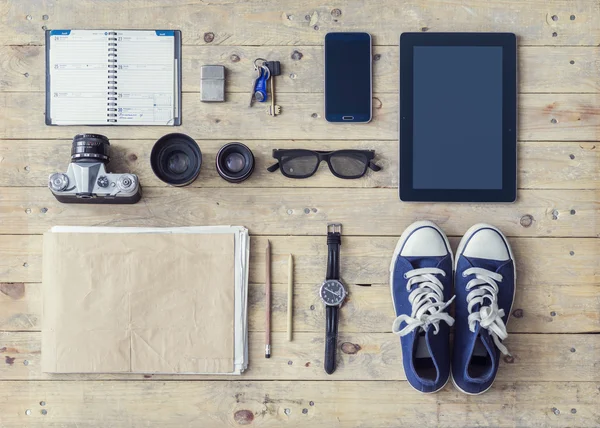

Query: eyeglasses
<box><xmin>267</xmin><ymin>149</ymin><xmax>382</xmax><ymax>179</ymax></box>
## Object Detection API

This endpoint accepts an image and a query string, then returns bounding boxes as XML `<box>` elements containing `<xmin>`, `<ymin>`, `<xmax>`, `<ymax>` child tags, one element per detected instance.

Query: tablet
<box><xmin>399</xmin><ymin>33</ymin><xmax>517</xmax><ymax>202</ymax></box>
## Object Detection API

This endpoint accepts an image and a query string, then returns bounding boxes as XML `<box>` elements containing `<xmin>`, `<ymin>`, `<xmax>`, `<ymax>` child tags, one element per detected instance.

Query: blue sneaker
<box><xmin>452</xmin><ymin>224</ymin><xmax>516</xmax><ymax>395</ymax></box>
<box><xmin>390</xmin><ymin>221</ymin><xmax>455</xmax><ymax>393</ymax></box>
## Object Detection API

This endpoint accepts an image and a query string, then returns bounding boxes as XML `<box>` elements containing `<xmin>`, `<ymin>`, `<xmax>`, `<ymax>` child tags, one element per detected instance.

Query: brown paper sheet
<box><xmin>42</xmin><ymin>232</ymin><xmax>235</xmax><ymax>374</ymax></box>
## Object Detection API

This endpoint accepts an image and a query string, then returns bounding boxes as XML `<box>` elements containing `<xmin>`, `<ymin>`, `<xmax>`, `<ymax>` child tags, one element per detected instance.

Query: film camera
<box><xmin>48</xmin><ymin>134</ymin><xmax>142</xmax><ymax>204</ymax></box>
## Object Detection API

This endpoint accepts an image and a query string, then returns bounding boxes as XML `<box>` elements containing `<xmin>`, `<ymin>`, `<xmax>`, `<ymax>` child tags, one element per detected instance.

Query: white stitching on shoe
<box><xmin>463</xmin><ymin>267</ymin><xmax>511</xmax><ymax>356</ymax></box>
<box><xmin>392</xmin><ymin>268</ymin><xmax>455</xmax><ymax>337</ymax></box>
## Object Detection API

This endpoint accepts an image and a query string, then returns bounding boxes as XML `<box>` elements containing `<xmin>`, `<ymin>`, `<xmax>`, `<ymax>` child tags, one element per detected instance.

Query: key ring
<box><xmin>260</xmin><ymin>64</ymin><xmax>271</xmax><ymax>80</ymax></box>
<box><xmin>254</xmin><ymin>58</ymin><xmax>267</xmax><ymax>70</ymax></box>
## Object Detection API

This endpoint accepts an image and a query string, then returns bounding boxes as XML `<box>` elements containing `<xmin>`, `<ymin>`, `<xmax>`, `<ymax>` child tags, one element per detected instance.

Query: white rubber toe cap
<box><xmin>462</xmin><ymin>227</ymin><xmax>510</xmax><ymax>261</ymax></box>
<box><xmin>400</xmin><ymin>226</ymin><xmax>449</xmax><ymax>257</ymax></box>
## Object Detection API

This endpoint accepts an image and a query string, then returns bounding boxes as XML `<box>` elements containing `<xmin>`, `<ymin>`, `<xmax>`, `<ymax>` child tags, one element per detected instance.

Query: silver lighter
<box><xmin>200</xmin><ymin>65</ymin><xmax>225</xmax><ymax>102</ymax></box>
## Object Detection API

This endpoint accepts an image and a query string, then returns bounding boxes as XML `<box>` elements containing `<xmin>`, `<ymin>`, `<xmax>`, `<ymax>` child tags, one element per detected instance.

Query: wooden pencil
<box><xmin>287</xmin><ymin>254</ymin><xmax>293</xmax><ymax>342</ymax></box>
<box><xmin>265</xmin><ymin>240</ymin><xmax>271</xmax><ymax>358</ymax></box>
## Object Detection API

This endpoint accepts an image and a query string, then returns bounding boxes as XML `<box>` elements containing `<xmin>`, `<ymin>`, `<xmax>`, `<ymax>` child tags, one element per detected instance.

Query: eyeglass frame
<box><xmin>267</xmin><ymin>149</ymin><xmax>381</xmax><ymax>179</ymax></box>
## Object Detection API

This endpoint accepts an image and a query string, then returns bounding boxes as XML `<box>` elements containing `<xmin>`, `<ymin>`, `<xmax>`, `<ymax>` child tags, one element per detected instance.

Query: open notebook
<box><xmin>45</xmin><ymin>30</ymin><xmax>182</xmax><ymax>126</ymax></box>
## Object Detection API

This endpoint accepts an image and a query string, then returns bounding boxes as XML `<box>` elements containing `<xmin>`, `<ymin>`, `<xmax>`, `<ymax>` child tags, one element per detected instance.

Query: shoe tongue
<box><xmin>414</xmin><ymin>325</ymin><xmax>437</xmax><ymax>362</ymax></box>
<box><xmin>414</xmin><ymin>324</ymin><xmax>435</xmax><ymax>358</ymax></box>
<box><xmin>463</xmin><ymin>323</ymin><xmax>497</xmax><ymax>383</ymax></box>
<box><xmin>405</xmin><ymin>256</ymin><xmax>445</xmax><ymax>270</ymax></box>
<box><xmin>473</xmin><ymin>323</ymin><xmax>497</xmax><ymax>360</ymax></box>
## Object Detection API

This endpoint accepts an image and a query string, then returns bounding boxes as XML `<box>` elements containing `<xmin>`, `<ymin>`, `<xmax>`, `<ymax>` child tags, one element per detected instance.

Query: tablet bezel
<box><xmin>399</xmin><ymin>32</ymin><xmax>517</xmax><ymax>202</ymax></box>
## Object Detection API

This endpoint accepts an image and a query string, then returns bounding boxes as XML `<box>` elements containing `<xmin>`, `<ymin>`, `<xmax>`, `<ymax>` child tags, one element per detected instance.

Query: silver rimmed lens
<box><xmin>49</xmin><ymin>173</ymin><xmax>69</xmax><ymax>191</ymax></box>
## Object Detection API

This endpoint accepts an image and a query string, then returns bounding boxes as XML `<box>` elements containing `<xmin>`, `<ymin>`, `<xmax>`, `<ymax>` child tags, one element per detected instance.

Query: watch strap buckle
<box><xmin>327</xmin><ymin>223</ymin><xmax>342</xmax><ymax>235</ymax></box>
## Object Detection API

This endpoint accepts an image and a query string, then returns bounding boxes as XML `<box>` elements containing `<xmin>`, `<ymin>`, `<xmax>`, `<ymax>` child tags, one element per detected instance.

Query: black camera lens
<box><xmin>150</xmin><ymin>133</ymin><xmax>202</xmax><ymax>186</ymax></box>
<box><xmin>71</xmin><ymin>134</ymin><xmax>111</xmax><ymax>163</ymax></box>
<box><xmin>216</xmin><ymin>143</ymin><xmax>255</xmax><ymax>183</ymax></box>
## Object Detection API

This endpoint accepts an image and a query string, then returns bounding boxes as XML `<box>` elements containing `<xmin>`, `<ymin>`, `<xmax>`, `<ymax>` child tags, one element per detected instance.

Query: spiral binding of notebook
<box><xmin>107</xmin><ymin>32</ymin><xmax>118</xmax><ymax>123</ymax></box>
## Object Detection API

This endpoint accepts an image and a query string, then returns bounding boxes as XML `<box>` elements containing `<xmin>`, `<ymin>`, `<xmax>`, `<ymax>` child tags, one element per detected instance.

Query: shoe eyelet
<box><xmin>462</xmin><ymin>272</ymin><xmax>467</xmax><ymax>277</ymax></box>
<box><xmin>403</xmin><ymin>273</ymin><xmax>408</xmax><ymax>280</ymax></box>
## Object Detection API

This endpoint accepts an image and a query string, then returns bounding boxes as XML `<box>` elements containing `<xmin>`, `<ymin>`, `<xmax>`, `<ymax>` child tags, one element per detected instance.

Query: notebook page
<box><xmin>48</xmin><ymin>30</ymin><xmax>109</xmax><ymax>125</ymax></box>
<box><xmin>114</xmin><ymin>30</ymin><xmax>177</xmax><ymax>125</ymax></box>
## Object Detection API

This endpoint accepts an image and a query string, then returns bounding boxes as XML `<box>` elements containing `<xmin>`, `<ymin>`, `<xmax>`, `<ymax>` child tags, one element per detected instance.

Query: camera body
<box><xmin>49</xmin><ymin>134</ymin><xmax>142</xmax><ymax>204</ymax></box>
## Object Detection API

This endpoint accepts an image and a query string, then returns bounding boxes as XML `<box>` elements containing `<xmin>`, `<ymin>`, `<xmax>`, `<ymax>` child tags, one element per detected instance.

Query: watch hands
<box><xmin>327</xmin><ymin>289</ymin><xmax>341</xmax><ymax>298</ymax></box>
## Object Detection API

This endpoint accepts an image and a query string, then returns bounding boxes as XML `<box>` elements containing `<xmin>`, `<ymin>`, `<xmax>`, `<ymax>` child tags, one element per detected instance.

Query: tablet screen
<box><xmin>413</xmin><ymin>46</ymin><xmax>503</xmax><ymax>189</ymax></box>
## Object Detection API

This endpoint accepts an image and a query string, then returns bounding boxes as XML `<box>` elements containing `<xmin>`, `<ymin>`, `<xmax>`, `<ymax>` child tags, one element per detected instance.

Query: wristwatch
<box><xmin>319</xmin><ymin>223</ymin><xmax>347</xmax><ymax>375</ymax></box>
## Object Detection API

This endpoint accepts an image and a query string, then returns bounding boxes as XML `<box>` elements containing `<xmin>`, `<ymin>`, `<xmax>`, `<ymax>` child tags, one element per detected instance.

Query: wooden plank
<box><xmin>0</xmin><ymin>187</ymin><xmax>596</xmax><ymax>236</ymax></box>
<box><xmin>0</xmin><ymin>380</ymin><xmax>598</xmax><ymax>428</ymax></box>
<box><xmin>4</xmin><ymin>236</ymin><xmax>597</xmax><ymax>285</ymax></box>
<box><xmin>0</xmin><ymin>332</ymin><xmax>598</xmax><ymax>383</ymax></box>
<box><xmin>2</xmin><ymin>45</ymin><xmax>600</xmax><ymax>93</ymax></box>
<box><xmin>3</xmin><ymin>281</ymin><xmax>596</xmax><ymax>335</ymax></box>
<box><xmin>1</xmin><ymin>93</ymin><xmax>599</xmax><ymax>141</ymax></box>
<box><xmin>1</xmin><ymin>236</ymin><xmax>598</xmax><ymax>333</ymax></box>
<box><xmin>250</xmin><ymin>282</ymin><xmax>600</xmax><ymax>335</ymax></box>
<box><xmin>1</xmin><ymin>140</ymin><xmax>598</xmax><ymax>190</ymax></box>
<box><xmin>2</xmin><ymin>0</ymin><xmax>599</xmax><ymax>46</ymax></box>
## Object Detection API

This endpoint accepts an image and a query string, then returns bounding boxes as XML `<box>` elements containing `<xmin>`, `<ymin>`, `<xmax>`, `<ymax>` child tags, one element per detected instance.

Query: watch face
<box><xmin>320</xmin><ymin>280</ymin><xmax>346</xmax><ymax>306</ymax></box>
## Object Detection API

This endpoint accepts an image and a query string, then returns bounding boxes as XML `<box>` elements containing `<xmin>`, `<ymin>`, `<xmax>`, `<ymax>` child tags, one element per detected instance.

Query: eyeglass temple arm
<box><xmin>369</xmin><ymin>161</ymin><xmax>382</xmax><ymax>171</ymax></box>
<box><xmin>267</xmin><ymin>162</ymin><xmax>280</xmax><ymax>172</ymax></box>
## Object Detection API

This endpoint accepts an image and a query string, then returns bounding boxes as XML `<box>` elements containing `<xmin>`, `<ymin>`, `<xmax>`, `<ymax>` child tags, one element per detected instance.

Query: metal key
<box><xmin>265</xmin><ymin>61</ymin><xmax>282</xmax><ymax>116</ymax></box>
<box><xmin>267</xmin><ymin>76</ymin><xmax>281</xmax><ymax>116</ymax></box>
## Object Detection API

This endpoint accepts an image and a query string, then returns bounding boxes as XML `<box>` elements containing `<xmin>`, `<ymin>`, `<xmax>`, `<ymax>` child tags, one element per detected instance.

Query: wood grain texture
<box><xmin>0</xmin><ymin>188</ymin><xmax>596</xmax><ymax>236</ymax></box>
<box><xmin>1</xmin><ymin>280</ymin><xmax>598</xmax><ymax>335</ymax></box>
<box><xmin>0</xmin><ymin>93</ymin><xmax>599</xmax><ymax>140</ymax></box>
<box><xmin>4</xmin><ymin>236</ymin><xmax>597</xmax><ymax>285</ymax></box>
<box><xmin>0</xmin><ymin>0</ymin><xmax>598</xmax><ymax>425</ymax></box>
<box><xmin>1</xmin><ymin>236</ymin><xmax>598</xmax><ymax>333</ymax></box>
<box><xmin>0</xmin><ymin>380</ymin><xmax>598</xmax><ymax>427</ymax></box>
<box><xmin>1</xmin><ymin>0</ymin><xmax>599</xmax><ymax>46</ymax></box>
<box><xmin>2</xmin><ymin>45</ymin><xmax>600</xmax><ymax>93</ymax></box>
<box><xmin>1</xmin><ymin>140</ymin><xmax>598</xmax><ymax>190</ymax></box>
<box><xmin>0</xmin><ymin>332</ymin><xmax>598</xmax><ymax>382</ymax></box>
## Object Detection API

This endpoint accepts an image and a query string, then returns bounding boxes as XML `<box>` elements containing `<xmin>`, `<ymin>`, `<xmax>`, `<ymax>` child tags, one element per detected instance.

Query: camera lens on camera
<box><xmin>216</xmin><ymin>143</ymin><xmax>255</xmax><ymax>183</ymax></box>
<box><xmin>150</xmin><ymin>133</ymin><xmax>202</xmax><ymax>186</ymax></box>
<box><xmin>71</xmin><ymin>134</ymin><xmax>111</xmax><ymax>163</ymax></box>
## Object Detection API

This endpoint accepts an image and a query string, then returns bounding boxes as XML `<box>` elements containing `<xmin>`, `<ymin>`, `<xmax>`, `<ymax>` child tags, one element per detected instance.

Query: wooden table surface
<box><xmin>0</xmin><ymin>1</ymin><xmax>599</xmax><ymax>427</ymax></box>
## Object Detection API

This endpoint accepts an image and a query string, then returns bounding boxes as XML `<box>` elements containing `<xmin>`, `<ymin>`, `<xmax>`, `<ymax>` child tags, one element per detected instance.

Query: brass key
<box><xmin>267</xmin><ymin>76</ymin><xmax>281</xmax><ymax>116</ymax></box>
<box><xmin>264</xmin><ymin>60</ymin><xmax>282</xmax><ymax>116</ymax></box>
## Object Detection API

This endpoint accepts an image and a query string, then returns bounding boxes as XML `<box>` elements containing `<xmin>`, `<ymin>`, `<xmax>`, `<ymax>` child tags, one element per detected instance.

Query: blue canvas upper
<box><xmin>391</xmin><ymin>226</ymin><xmax>453</xmax><ymax>393</ymax></box>
<box><xmin>452</xmin><ymin>231</ymin><xmax>515</xmax><ymax>394</ymax></box>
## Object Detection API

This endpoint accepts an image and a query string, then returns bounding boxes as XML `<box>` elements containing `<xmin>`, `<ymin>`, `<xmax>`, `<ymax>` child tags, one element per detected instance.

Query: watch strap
<box><xmin>324</xmin><ymin>304</ymin><xmax>339</xmax><ymax>375</ymax></box>
<box><xmin>326</xmin><ymin>224</ymin><xmax>341</xmax><ymax>280</ymax></box>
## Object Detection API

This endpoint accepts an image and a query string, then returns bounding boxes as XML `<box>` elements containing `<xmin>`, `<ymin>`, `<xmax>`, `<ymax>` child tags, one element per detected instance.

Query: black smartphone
<box><xmin>324</xmin><ymin>32</ymin><xmax>372</xmax><ymax>123</ymax></box>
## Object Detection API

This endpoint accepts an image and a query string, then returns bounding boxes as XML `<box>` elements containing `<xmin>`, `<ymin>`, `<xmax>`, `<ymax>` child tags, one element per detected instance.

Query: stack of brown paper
<box><xmin>42</xmin><ymin>226</ymin><xmax>249</xmax><ymax>374</ymax></box>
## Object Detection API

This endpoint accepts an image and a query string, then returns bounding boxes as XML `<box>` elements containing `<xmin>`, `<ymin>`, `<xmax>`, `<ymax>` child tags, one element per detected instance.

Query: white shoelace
<box><xmin>392</xmin><ymin>268</ymin><xmax>455</xmax><ymax>337</ymax></box>
<box><xmin>463</xmin><ymin>267</ymin><xmax>511</xmax><ymax>356</ymax></box>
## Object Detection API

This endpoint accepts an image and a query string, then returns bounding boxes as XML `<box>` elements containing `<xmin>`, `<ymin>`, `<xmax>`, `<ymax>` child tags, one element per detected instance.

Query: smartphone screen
<box><xmin>324</xmin><ymin>32</ymin><xmax>372</xmax><ymax>122</ymax></box>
